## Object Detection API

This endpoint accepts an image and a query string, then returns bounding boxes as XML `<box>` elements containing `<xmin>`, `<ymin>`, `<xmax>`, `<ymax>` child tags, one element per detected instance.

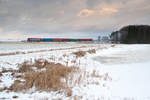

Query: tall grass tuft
<box><xmin>10</xmin><ymin>59</ymin><xmax>78</xmax><ymax>93</ymax></box>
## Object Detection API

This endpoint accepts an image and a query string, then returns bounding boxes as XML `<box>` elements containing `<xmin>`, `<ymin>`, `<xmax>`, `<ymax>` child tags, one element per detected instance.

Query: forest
<box><xmin>111</xmin><ymin>25</ymin><xmax>150</xmax><ymax>44</ymax></box>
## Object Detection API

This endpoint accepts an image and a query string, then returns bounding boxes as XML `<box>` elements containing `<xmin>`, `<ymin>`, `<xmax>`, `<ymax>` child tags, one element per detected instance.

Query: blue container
<box><xmin>42</xmin><ymin>38</ymin><xmax>52</xmax><ymax>42</ymax></box>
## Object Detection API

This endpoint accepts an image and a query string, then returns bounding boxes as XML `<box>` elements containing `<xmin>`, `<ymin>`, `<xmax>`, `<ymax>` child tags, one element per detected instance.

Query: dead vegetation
<box><xmin>21</xmin><ymin>65</ymin><xmax>75</xmax><ymax>91</ymax></box>
<box><xmin>12</xmin><ymin>95</ymin><xmax>18</xmax><ymax>99</ymax></box>
<box><xmin>72</xmin><ymin>51</ymin><xmax>86</xmax><ymax>57</ymax></box>
<box><xmin>65</xmin><ymin>88</ymin><xmax>72</xmax><ymax>97</ymax></box>
<box><xmin>91</xmin><ymin>70</ymin><xmax>101</xmax><ymax>78</ymax></box>
<box><xmin>72</xmin><ymin>49</ymin><xmax>96</xmax><ymax>57</ymax></box>
<box><xmin>0</xmin><ymin>72</ymin><xmax>2</xmax><ymax>77</ymax></box>
<box><xmin>18</xmin><ymin>61</ymin><xmax>33</xmax><ymax>73</ymax></box>
<box><xmin>87</xmin><ymin>49</ymin><xmax>96</xmax><ymax>54</ymax></box>
<box><xmin>0</xmin><ymin>68</ymin><xmax>17</xmax><ymax>78</ymax></box>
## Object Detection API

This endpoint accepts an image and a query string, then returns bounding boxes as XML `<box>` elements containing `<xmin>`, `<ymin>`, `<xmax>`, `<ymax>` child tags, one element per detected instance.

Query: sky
<box><xmin>0</xmin><ymin>0</ymin><xmax>150</xmax><ymax>40</ymax></box>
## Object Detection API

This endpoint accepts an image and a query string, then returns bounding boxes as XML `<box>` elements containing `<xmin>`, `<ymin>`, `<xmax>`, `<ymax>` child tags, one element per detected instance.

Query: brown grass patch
<box><xmin>10</xmin><ymin>80</ymin><xmax>24</xmax><ymax>92</ymax></box>
<box><xmin>87</xmin><ymin>49</ymin><xmax>96</xmax><ymax>54</ymax></box>
<box><xmin>18</xmin><ymin>61</ymin><xmax>33</xmax><ymax>73</ymax></box>
<box><xmin>91</xmin><ymin>70</ymin><xmax>101</xmax><ymax>78</ymax></box>
<box><xmin>65</xmin><ymin>88</ymin><xmax>72</xmax><ymax>97</ymax></box>
<box><xmin>0</xmin><ymin>86</ymin><xmax>13</xmax><ymax>91</ymax></box>
<box><xmin>0</xmin><ymin>68</ymin><xmax>17</xmax><ymax>78</ymax></box>
<box><xmin>15</xmin><ymin>75</ymin><xmax>23</xmax><ymax>78</ymax></box>
<box><xmin>12</xmin><ymin>95</ymin><xmax>18</xmax><ymax>99</ymax></box>
<box><xmin>0</xmin><ymin>72</ymin><xmax>2</xmax><ymax>77</ymax></box>
<box><xmin>18</xmin><ymin>59</ymin><xmax>50</xmax><ymax>73</ymax></box>
<box><xmin>1</xmin><ymin>68</ymin><xmax>15</xmax><ymax>73</ymax></box>
<box><xmin>72</xmin><ymin>51</ymin><xmax>86</xmax><ymax>57</ymax></box>
<box><xmin>72</xmin><ymin>49</ymin><xmax>96</xmax><ymax>57</ymax></box>
<box><xmin>9</xmin><ymin>59</ymin><xmax>78</xmax><ymax>92</ymax></box>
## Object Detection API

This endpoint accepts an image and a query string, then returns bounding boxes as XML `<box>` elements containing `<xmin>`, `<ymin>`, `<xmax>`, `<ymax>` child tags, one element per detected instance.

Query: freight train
<box><xmin>27</xmin><ymin>38</ymin><xmax>93</xmax><ymax>42</ymax></box>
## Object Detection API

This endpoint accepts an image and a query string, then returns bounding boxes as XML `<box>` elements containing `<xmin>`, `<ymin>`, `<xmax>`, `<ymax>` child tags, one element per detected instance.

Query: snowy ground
<box><xmin>93</xmin><ymin>44</ymin><xmax>150</xmax><ymax>100</ymax></box>
<box><xmin>0</xmin><ymin>43</ymin><xmax>150</xmax><ymax>100</ymax></box>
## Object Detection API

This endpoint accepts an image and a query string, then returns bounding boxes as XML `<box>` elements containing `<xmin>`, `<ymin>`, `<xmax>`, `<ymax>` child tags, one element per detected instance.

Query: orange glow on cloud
<box><xmin>100</xmin><ymin>7</ymin><xmax>118</xmax><ymax>15</ymax></box>
<box><xmin>77</xmin><ymin>9</ymin><xmax>95</xmax><ymax>17</ymax></box>
<box><xmin>77</xmin><ymin>7</ymin><xmax>118</xmax><ymax>17</ymax></box>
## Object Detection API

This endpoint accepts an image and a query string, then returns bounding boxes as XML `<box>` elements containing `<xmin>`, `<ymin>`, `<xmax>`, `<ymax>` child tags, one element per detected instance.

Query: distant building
<box><xmin>101</xmin><ymin>36</ymin><xmax>109</xmax><ymax>42</ymax></box>
<box><xmin>98</xmin><ymin>36</ymin><xmax>101</xmax><ymax>41</ymax></box>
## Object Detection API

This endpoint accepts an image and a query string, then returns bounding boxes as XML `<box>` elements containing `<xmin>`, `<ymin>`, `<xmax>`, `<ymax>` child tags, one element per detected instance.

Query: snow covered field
<box><xmin>93</xmin><ymin>44</ymin><xmax>150</xmax><ymax>100</ymax></box>
<box><xmin>0</xmin><ymin>42</ymin><xmax>94</xmax><ymax>53</ymax></box>
<box><xmin>0</xmin><ymin>43</ymin><xmax>150</xmax><ymax>100</ymax></box>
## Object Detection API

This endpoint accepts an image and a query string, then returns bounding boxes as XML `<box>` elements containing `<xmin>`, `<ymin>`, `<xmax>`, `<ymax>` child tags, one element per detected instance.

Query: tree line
<box><xmin>111</xmin><ymin>25</ymin><xmax>150</xmax><ymax>44</ymax></box>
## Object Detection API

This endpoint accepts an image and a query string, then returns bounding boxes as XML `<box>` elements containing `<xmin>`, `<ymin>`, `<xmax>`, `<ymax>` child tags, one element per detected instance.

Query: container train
<box><xmin>27</xmin><ymin>38</ymin><xmax>93</xmax><ymax>42</ymax></box>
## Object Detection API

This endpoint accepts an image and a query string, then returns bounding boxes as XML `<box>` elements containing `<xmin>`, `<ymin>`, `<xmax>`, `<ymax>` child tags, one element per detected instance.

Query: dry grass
<box><xmin>103</xmin><ymin>73</ymin><xmax>112</xmax><ymax>81</ymax></box>
<box><xmin>75</xmin><ymin>74</ymin><xmax>82</xmax><ymax>85</ymax></box>
<box><xmin>0</xmin><ymin>58</ymin><xmax>78</xmax><ymax>95</ymax></box>
<box><xmin>72</xmin><ymin>49</ymin><xmax>96</xmax><ymax>57</ymax></box>
<box><xmin>18</xmin><ymin>59</ymin><xmax>51</xmax><ymax>72</ymax></box>
<box><xmin>87</xmin><ymin>49</ymin><xmax>96</xmax><ymax>54</ymax></box>
<box><xmin>1</xmin><ymin>68</ymin><xmax>15</xmax><ymax>73</ymax></box>
<box><xmin>0</xmin><ymin>86</ymin><xmax>13</xmax><ymax>91</ymax></box>
<box><xmin>18</xmin><ymin>61</ymin><xmax>33</xmax><ymax>73</ymax></box>
<box><xmin>24</xmin><ymin>66</ymin><xmax>74</xmax><ymax>91</ymax></box>
<box><xmin>33</xmin><ymin>59</ymin><xmax>50</xmax><ymax>69</ymax></box>
<box><xmin>0</xmin><ymin>72</ymin><xmax>2</xmax><ymax>77</ymax></box>
<box><xmin>0</xmin><ymin>68</ymin><xmax>17</xmax><ymax>80</ymax></box>
<box><xmin>15</xmin><ymin>75</ymin><xmax>23</xmax><ymax>78</ymax></box>
<box><xmin>65</xmin><ymin>88</ymin><xmax>72</xmax><ymax>97</ymax></box>
<box><xmin>72</xmin><ymin>51</ymin><xmax>86</xmax><ymax>57</ymax></box>
<box><xmin>91</xmin><ymin>70</ymin><xmax>101</xmax><ymax>78</ymax></box>
<box><xmin>12</xmin><ymin>95</ymin><xmax>18</xmax><ymax>99</ymax></box>
<box><xmin>8</xmin><ymin>59</ymin><xmax>78</xmax><ymax>93</ymax></box>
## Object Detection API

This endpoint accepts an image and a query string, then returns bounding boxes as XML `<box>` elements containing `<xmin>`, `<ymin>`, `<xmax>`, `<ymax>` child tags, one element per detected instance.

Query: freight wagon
<box><xmin>27</xmin><ymin>38</ymin><xmax>42</xmax><ymax>42</ymax></box>
<box><xmin>42</xmin><ymin>38</ymin><xmax>52</xmax><ymax>42</ymax></box>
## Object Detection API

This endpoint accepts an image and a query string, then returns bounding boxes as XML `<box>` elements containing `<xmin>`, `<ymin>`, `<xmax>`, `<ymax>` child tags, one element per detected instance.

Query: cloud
<box><xmin>99</xmin><ymin>7</ymin><xmax>118</xmax><ymax>15</ymax></box>
<box><xmin>0</xmin><ymin>0</ymin><xmax>150</xmax><ymax>39</ymax></box>
<box><xmin>77</xmin><ymin>7</ymin><xmax>118</xmax><ymax>17</ymax></box>
<box><xmin>0</xmin><ymin>31</ymin><xmax>23</xmax><ymax>40</ymax></box>
<box><xmin>77</xmin><ymin>9</ymin><xmax>95</xmax><ymax>17</ymax></box>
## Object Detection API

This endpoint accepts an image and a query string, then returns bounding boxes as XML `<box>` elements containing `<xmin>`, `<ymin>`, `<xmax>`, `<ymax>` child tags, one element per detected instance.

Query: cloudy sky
<box><xmin>0</xmin><ymin>0</ymin><xmax>150</xmax><ymax>40</ymax></box>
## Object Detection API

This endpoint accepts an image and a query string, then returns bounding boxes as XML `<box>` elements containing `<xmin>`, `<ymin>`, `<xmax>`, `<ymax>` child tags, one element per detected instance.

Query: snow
<box><xmin>92</xmin><ymin>44</ymin><xmax>150</xmax><ymax>99</ymax></box>
<box><xmin>0</xmin><ymin>72</ymin><xmax>15</xmax><ymax>88</ymax></box>
<box><xmin>110</xmin><ymin>62</ymin><xmax>150</xmax><ymax>97</ymax></box>
<box><xmin>0</xmin><ymin>43</ymin><xmax>150</xmax><ymax>100</ymax></box>
<box><xmin>0</xmin><ymin>42</ymin><xmax>97</xmax><ymax>53</ymax></box>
